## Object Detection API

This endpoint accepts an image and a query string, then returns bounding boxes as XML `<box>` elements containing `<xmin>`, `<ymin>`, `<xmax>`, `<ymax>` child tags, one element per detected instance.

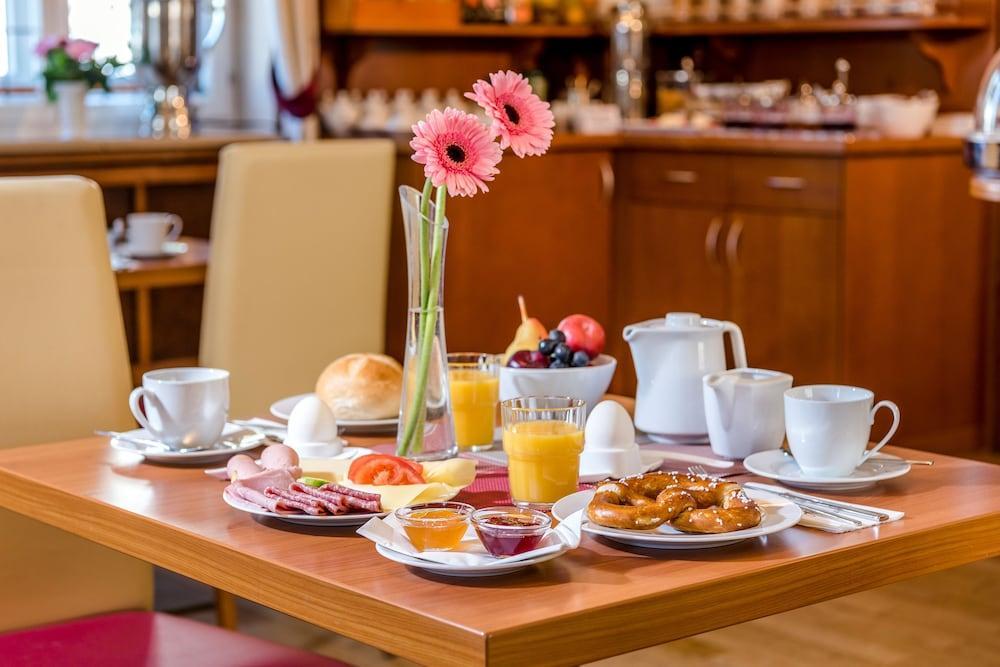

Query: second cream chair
<box><xmin>200</xmin><ymin>139</ymin><xmax>396</xmax><ymax>417</ymax></box>
<box><xmin>0</xmin><ymin>176</ymin><xmax>151</xmax><ymax>631</ymax></box>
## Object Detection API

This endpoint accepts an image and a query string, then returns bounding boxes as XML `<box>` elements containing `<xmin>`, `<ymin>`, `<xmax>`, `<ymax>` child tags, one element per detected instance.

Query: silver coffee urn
<box><xmin>131</xmin><ymin>0</ymin><xmax>226</xmax><ymax>138</ymax></box>
<box><xmin>610</xmin><ymin>0</ymin><xmax>650</xmax><ymax>120</ymax></box>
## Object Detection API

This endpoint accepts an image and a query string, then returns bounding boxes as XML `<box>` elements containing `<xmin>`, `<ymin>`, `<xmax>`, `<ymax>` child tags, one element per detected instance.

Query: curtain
<box><xmin>268</xmin><ymin>0</ymin><xmax>320</xmax><ymax>140</ymax></box>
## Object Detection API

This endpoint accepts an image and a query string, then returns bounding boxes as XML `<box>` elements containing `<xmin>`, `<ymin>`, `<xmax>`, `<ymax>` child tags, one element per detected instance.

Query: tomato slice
<box><xmin>348</xmin><ymin>454</ymin><xmax>425</xmax><ymax>485</ymax></box>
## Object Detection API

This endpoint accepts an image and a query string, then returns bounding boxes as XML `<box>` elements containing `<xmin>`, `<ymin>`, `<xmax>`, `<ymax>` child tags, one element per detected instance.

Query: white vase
<box><xmin>53</xmin><ymin>81</ymin><xmax>87</xmax><ymax>139</ymax></box>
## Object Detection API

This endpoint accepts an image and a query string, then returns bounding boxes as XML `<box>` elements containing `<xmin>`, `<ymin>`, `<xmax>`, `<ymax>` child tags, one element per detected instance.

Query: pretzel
<box><xmin>586</xmin><ymin>472</ymin><xmax>762</xmax><ymax>534</ymax></box>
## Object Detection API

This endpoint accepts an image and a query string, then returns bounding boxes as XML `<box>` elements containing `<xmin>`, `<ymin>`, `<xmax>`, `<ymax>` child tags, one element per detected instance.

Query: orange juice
<box><xmin>449</xmin><ymin>369</ymin><xmax>499</xmax><ymax>450</ymax></box>
<box><xmin>399</xmin><ymin>508</ymin><xmax>469</xmax><ymax>551</ymax></box>
<box><xmin>503</xmin><ymin>420</ymin><xmax>584</xmax><ymax>506</ymax></box>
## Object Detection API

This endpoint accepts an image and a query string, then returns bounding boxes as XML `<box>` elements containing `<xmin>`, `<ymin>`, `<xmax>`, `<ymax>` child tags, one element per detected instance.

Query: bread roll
<box><xmin>315</xmin><ymin>353</ymin><xmax>403</xmax><ymax>420</ymax></box>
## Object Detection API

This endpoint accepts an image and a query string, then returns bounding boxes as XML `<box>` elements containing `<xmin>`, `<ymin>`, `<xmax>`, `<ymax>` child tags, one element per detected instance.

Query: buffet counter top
<box><xmin>548</xmin><ymin>130</ymin><xmax>965</xmax><ymax>156</ymax></box>
<box><xmin>0</xmin><ymin>129</ymin><xmax>276</xmax><ymax>169</ymax></box>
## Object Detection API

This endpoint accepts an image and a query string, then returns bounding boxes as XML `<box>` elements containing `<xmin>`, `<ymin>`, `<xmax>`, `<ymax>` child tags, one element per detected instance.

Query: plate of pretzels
<box><xmin>551</xmin><ymin>472</ymin><xmax>802</xmax><ymax>549</ymax></box>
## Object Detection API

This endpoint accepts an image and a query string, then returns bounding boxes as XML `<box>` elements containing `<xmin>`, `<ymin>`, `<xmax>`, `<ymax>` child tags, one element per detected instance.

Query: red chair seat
<box><xmin>0</xmin><ymin>610</ymin><xmax>349</xmax><ymax>667</ymax></box>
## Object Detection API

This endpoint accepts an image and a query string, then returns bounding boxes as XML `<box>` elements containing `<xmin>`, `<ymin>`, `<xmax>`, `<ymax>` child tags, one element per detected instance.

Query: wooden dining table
<box><xmin>0</xmin><ymin>430</ymin><xmax>997</xmax><ymax>666</ymax></box>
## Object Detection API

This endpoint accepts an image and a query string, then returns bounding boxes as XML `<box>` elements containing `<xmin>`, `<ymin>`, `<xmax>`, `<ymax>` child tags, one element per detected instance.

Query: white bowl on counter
<box><xmin>499</xmin><ymin>354</ymin><xmax>617</xmax><ymax>415</ymax></box>
<box><xmin>857</xmin><ymin>92</ymin><xmax>939</xmax><ymax>139</ymax></box>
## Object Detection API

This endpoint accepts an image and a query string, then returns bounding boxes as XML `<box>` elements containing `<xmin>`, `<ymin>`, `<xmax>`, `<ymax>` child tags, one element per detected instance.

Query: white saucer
<box><xmin>743</xmin><ymin>450</ymin><xmax>912</xmax><ymax>491</ymax></box>
<box><xmin>270</xmin><ymin>393</ymin><xmax>398</xmax><ymax>433</ymax></box>
<box><xmin>110</xmin><ymin>423</ymin><xmax>263</xmax><ymax>464</ymax></box>
<box><xmin>223</xmin><ymin>486</ymin><xmax>386</xmax><ymax>526</ymax></box>
<box><xmin>578</xmin><ymin>450</ymin><xmax>665</xmax><ymax>483</ymax></box>
<box><xmin>114</xmin><ymin>240</ymin><xmax>188</xmax><ymax>260</ymax></box>
<box><xmin>373</xmin><ymin>543</ymin><xmax>565</xmax><ymax>577</ymax></box>
<box><xmin>552</xmin><ymin>488</ymin><xmax>801</xmax><ymax>550</ymax></box>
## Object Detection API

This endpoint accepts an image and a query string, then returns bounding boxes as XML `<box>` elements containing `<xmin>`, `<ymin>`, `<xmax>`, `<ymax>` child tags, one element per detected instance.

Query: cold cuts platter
<box><xmin>223</xmin><ymin>482</ymin><xmax>387</xmax><ymax>527</ymax></box>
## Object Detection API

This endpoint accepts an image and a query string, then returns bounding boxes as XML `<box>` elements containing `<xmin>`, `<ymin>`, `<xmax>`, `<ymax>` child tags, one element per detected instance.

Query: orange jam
<box><xmin>396</xmin><ymin>503</ymin><xmax>473</xmax><ymax>552</ymax></box>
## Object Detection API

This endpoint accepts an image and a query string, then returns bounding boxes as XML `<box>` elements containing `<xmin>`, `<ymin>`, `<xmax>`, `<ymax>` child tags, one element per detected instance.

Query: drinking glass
<box><xmin>501</xmin><ymin>396</ymin><xmax>585</xmax><ymax>510</ymax></box>
<box><xmin>448</xmin><ymin>353</ymin><xmax>500</xmax><ymax>452</ymax></box>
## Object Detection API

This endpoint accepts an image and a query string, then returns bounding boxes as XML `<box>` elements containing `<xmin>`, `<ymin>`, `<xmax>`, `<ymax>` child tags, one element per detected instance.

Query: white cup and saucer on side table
<box><xmin>112</xmin><ymin>212</ymin><xmax>186</xmax><ymax>259</ymax></box>
<box><xmin>744</xmin><ymin>384</ymin><xmax>907</xmax><ymax>491</ymax></box>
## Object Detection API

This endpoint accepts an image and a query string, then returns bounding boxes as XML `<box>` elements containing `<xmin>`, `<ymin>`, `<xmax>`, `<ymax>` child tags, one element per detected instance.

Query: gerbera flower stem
<box><xmin>398</xmin><ymin>185</ymin><xmax>448</xmax><ymax>456</ymax></box>
<box><xmin>418</xmin><ymin>177</ymin><xmax>433</xmax><ymax>311</ymax></box>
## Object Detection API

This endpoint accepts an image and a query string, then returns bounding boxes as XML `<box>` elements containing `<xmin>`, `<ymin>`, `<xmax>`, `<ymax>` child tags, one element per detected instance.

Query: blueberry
<box><xmin>553</xmin><ymin>342</ymin><xmax>572</xmax><ymax>363</ymax></box>
<box><xmin>571</xmin><ymin>350</ymin><xmax>590</xmax><ymax>367</ymax></box>
<box><xmin>549</xmin><ymin>360</ymin><xmax>569</xmax><ymax>369</ymax></box>
<box><xmin>548</xmin><ymin>329</ymin><xmax>566</xmax><ymax>343</ymax></box>
<box><xmin>538</xmin><ymin>338</ymin><xmax>556</xmax><ymax>355</ymax></box>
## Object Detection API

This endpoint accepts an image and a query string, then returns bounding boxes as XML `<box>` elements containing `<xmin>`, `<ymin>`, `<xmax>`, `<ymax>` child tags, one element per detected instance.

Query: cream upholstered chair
<box><xmin>0</xmin><ymin>176</ymin><xmax>151</xmax><ymax>631</ymax></box>
<box><xmin>200</xmin><ymin>139</ymin><xmax>396</xmax><ymax>417</ymax></box>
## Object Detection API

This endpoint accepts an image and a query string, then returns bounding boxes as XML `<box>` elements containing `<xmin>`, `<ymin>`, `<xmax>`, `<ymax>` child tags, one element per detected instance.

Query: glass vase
<box><xmin>396</xmin><ymin>185</ymin><xmax>457</xmax><ymax>461</ymax></box>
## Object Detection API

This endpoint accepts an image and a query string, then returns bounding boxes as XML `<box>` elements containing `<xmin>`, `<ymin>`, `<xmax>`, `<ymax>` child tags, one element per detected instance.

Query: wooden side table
<box><xmin>114</xmin><ymin>237</ymin><xmax>209</xmax><ymax>384</ymax></box>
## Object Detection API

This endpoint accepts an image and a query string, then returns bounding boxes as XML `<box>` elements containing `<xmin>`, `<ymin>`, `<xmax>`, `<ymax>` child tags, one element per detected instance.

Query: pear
<box><xmin>503</xmin><ymin>295</ymin><xmax>547</xmax><ymax>363</ymax></box>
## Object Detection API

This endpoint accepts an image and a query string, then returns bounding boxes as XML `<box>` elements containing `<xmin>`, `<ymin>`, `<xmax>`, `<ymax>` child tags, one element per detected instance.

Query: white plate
<box><xmin>373</xmin><ymin>543</ymin><xmax>565</xmax><ymax>577</ymax></box>
<box><xmin>552</xmin><ymin>488</ymin><xmax>802</xmax><ymax>549</ymax></box>
<box><xmin>223</xmin><ymin>486</ymin><xmax>386</xmax><ymax>527</ymax></box>
<box><xmin>270</xmin><ymin>393</ymin><xmax>398</xmax><ymax>433</ymax></box>
<box><xmin>743</xmin><ymin>450</ymin><xmax>911</xmax><ymax>491</ymax></box>
<box><xmin>110</xmin><ymin>423</ymin><xmax>263</xmax><ymax>464</ymax></box>
<box><xmin>114</xmin><ymin>240</ymin><xmax>188</xmax><ymax>260</ymax></box>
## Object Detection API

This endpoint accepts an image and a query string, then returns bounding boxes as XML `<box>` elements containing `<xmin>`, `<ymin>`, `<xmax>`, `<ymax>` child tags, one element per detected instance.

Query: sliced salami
<box><xmin>289</xmin><ymin>483</ymin><xmax>350</xmax><ymax>515</ymax></box>
<box><xmin>264</xmin><ymin>487</ymin><xmax>326</xmax><ymax>515</ymax></box>
<box><xmin>318</xmin><ymin>483</ymin><xmax>382</xmax><ymax>513</ymax></box>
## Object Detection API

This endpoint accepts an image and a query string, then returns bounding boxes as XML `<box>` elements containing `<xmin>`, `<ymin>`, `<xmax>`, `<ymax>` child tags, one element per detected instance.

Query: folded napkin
<box><xmin>357</xmin><ymin>510</ymin><xmax>583</xmax><ymax>566</ymax></box>
<box><xmin>746</xmin><ymin>482</ymin><xmax>905</xmax><ymax>533</ymax></box>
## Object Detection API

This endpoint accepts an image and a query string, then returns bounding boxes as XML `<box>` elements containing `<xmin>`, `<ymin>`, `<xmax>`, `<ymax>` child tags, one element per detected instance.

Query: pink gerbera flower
<box><xmin>410</xmin><ymin>107</ymin><xmax>502</xmax><ymax>198</ymax></box>
<box><xmin>466</xmin><ymin>70</ymin><xmax>554</xmax><ymax>158</ymax></box>
<box><xmin>64</xmin><ymin>39</ymin><xmax>98</xmax><ymax>61</ymax></box>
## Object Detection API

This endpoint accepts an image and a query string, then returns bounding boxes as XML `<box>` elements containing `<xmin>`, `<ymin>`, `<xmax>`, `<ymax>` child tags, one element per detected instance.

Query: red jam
<box><xmin>472</xmin><ymin>507</ymin><xmax>550</xmax><ymax>557</ymax></box>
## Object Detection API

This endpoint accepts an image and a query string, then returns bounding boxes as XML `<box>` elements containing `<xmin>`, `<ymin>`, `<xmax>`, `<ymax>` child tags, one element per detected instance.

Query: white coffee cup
<box><xmin>114</xmin><ymin>212</ymin><xmax>182</xmax><ymax>256</ymax></box>
<box><xmin>784</xmin><ymin>385</ymin><xmax>900</xmax><ymax>477</ymax></box>
<box><xmin>129</xmin><ymin>368</ymin><xmax>229</xmax><ymax>449</ymax></box>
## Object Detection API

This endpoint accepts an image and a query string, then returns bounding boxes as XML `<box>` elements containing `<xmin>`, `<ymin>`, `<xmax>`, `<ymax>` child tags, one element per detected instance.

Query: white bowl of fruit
<box><xmin>500</xmin><ymin>300</ymin><xmax>616</xmax><ymax>414</ymax></box>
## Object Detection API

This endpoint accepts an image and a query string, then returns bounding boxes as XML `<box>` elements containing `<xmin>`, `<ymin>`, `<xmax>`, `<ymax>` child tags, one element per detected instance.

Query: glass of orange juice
<box><xmin>448</xmin><ymin>353</ymin><xmax>499</xmax><ymax>452</ymax></box>
<box><xmin>501</xmin><ymin>396</ymin><xmax>585</xmax><ymax>510</ymax></box>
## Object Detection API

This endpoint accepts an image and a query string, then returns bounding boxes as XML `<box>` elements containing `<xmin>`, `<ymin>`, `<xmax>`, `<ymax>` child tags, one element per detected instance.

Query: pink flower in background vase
<box><xmin>64</xmin><ymin>39</ymin><xmax>99</xmax><ymax>61</ymax></box>
<box><xmin>466</xmin><ymin>70</ymin><xmax>554</xmax><ymax>158</ymax></box>
<box><xmin>34</xmin><ymin>35</ymin><xmax>67</xmax><ymax>57</ymax></box>
<box><xmin>410</xmin><ymin>107</ymin><xmax>503</xmax><ymax>198</ymax></box>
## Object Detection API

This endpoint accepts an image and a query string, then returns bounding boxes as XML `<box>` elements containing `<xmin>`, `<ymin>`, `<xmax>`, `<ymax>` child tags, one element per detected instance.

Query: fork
<box><xmin>687</xmin><ymin>464</ymin><xmax>745</xmax><ymax>479</ymax></box>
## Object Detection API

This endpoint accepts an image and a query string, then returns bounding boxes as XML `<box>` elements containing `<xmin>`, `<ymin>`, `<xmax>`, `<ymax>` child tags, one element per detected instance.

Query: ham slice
<box><xmin>227</xmin><ymin>484</ymin><xmax>279</xmax><ymax>512</ymax></box>
<box><xmin>234</xmin><ymin>468</ymin><xmax>296</xmax><ymax>494</ymax></box>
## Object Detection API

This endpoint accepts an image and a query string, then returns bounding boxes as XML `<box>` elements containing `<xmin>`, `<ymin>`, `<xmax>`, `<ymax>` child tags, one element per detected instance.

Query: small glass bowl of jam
<box><xmin>395</xmin><ymin>502</ymin><xmax>473</xmax><ymax>552</ymax></box>
<box><xmin>471</xmin><ymin>506</ymin><xmax>551</xmax><ymax>557</ymax></box>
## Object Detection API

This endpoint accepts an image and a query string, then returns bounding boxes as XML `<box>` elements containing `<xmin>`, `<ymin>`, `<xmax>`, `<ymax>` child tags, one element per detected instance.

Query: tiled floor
<box><xmin>185</xmin><ymin>557</ymin><xmax>1000</xmax><ymax>666</ymax></box>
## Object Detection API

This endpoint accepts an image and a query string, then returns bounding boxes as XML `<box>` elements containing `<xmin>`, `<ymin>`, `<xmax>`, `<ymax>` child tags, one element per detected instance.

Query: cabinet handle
<box><xmin>600</xmin><ymin>159</ymin><xmax>615</xmax><ymax>203</ymax></box>
<box><xmin>726</xmin><ymin>217</ymin><xmax>744</xmax><ymax>269</ymax></box>
<box><xmin>704</xmin><ymin>217</ymin><xmax>723</xmax><ymax>265</ymax></box>
<box><xmin>766</xmin><ymin>176</ymin><xmax>806</xmax><ymax>190</ymax></box>
<box><xmin>664</xmin><ymin>169</ymin><xmax>698</xmax><ymax>184</ymax></box>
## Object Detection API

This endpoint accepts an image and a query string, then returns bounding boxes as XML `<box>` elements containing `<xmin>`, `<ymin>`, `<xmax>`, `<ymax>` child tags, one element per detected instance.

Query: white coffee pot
<box><xmin>703</xmin><ymin>368</ymin><xmax>792</xmax><ymax>459</ymax></box>
<box><xmin>624</xmin><ymin>312</ymin><xmax>747</xmax><ymax>443</ymax></box>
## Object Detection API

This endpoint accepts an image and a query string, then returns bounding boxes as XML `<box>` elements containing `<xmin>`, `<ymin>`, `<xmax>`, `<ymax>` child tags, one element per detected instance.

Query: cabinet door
<box><xmin>727</xmin><ymin>210</ymin><xmax>839</xmax><ymax>385</ymax></box>
<box><xmin>613</xmin><ymin>202</ymin><xmax>729</xmax><ymax>393</ymax></box>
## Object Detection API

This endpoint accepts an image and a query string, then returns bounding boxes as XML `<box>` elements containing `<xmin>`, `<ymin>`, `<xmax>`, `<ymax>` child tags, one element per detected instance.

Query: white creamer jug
<box><xmin>624</xmin><ymin>312</ymin><xmax>747</xmax><ymax>443</ymax></box>
<box><xmin>703</xmin><ymin>368</ymin><xmax>792</xmax><ymax>459</ymax></box>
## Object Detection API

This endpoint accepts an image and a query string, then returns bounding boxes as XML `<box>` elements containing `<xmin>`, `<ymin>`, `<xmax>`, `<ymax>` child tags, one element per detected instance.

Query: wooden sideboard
<box><xmin>609</xmin><ymin>136</ymin><xmax>985</xmax><ymax>454</ymax></box>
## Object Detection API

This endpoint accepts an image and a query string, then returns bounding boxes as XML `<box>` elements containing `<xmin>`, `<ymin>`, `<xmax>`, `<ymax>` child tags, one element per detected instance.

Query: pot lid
<box><xmin>626</xmin><ymin>312</ymin><xmax>725</xmax><ymax>334</ymax></box>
